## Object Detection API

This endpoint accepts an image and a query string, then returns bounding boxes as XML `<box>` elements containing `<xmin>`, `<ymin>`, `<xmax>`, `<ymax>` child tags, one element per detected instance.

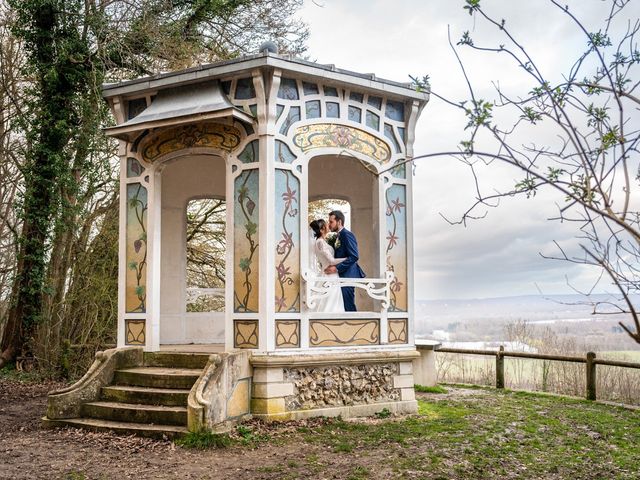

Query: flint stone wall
<box><xmin>283</xmin><ymin>363</ymin><xmax>399</xmax><ymax>410</ymax></box>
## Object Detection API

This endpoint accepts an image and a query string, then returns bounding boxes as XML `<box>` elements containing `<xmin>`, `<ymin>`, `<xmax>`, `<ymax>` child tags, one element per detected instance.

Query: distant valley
<box><xmin>414</xmin><ymin>294</ymin><xmax>640</xmax><ymax>352</ymax></box>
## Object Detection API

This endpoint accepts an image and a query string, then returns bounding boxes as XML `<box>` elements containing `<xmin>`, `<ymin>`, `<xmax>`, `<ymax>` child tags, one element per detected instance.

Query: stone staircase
<box><xmin>44</xmin><ymin>352</ymin><xmax>209</xmax><ymax>439</ymax></box>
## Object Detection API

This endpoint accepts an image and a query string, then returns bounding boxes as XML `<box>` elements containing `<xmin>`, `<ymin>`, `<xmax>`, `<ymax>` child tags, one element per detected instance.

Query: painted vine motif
<box><xmin>292</xmin><ymin>124</ymin><xmax>391</xmax><ymax>164</ymax></box>
<box><xmin>275</xmin><ymin>169</ymin><xmax>300</xmax><ymax>312</ymax></box>
<box><xmin>126</xmin><ymin>183</ymin><xmax>147</xmax><ymax>312</ymax></box>
<box><xmin>385</xmin><ymin>184</ymin><xmax>407</xmax><ymax>312</ymax></box>
<box><xmin>234</xmin><ymin>170</ymin><xmax>259</xmax><ymax>312</ymax></box>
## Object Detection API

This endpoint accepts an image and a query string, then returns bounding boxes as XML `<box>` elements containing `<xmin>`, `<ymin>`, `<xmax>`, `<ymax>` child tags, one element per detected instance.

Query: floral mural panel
<box><xmin>140</xmin><ymin>123</ymin><xmax>241</xmax><ymax>162</ymax></box>
<box><xmin>126</xmin><ymin>183</ymin><xmax>148</xmax><ymax>313</ymax></box>
<box><xmin>274</xmin><ymin>169</ymin><xmax>300</xmax><ymax>312</ymax></box>
<box><xmin>385</xmin><ymin>184</ymin><xmax>407</xmax><ymax>312</ymax></box>
<box><xmin>234</xmin><ymin>170</ymin><xmax>259</xmax><ymax>313</ymax></box>
<box><xmin>292</xmin><ymin>124</ymin><xmax>391</xmax><ymax>164</ymax></box>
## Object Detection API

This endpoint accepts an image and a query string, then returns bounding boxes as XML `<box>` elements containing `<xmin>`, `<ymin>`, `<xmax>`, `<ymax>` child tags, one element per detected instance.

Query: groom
<box><xmin>324</xmin><ymin>210</ymin><xmax>365</xmax><ymax>311</ymax></box>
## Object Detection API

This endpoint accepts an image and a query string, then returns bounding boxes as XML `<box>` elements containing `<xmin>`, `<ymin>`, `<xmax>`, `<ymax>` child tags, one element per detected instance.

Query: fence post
<box><xmin>586</xmin><ymin>352</ymin><xmax>597</xmax><ymax>401</ymax></box>
<box><xmin>496</xmin><ymin>345</ymin><xmax>505</xmax><ymax>389</ymax></box>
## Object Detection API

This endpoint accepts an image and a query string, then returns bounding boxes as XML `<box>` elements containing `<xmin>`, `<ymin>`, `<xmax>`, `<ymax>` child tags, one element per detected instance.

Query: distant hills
<box><xmin>415</xmin><ymin>293</ymin><xmax>638</xmax><ymax>320</ymax></box>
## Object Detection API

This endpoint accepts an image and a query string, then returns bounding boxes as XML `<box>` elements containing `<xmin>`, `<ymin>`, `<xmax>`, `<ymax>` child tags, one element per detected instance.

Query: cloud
<box><xmin>300</xmin><ymin>0</ymin><xmax>630</xmax><ymax>299</ymax></box>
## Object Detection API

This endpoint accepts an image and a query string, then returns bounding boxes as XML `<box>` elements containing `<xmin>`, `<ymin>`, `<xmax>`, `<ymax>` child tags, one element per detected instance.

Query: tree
<box><xmin>407</xmin><ymin>0</ymin><xmax>640</xmax><ymax>342</ymax></box>
<box><xmin>0</xmin><ymin>0</ymin><xmax>308</xmax><ymax>370</ymax></box>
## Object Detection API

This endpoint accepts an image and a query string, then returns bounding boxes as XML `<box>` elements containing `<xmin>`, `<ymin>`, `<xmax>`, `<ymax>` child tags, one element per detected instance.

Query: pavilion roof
<box><xmin>102</xmin><ymin>50</ymin><xmax>429</xmax><ymax>103</ymax></box>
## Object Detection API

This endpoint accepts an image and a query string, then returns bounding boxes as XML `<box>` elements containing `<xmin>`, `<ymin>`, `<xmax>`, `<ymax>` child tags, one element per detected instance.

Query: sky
<box><xmin>296</xmin><ymin>0</ymin><xmax>625</xmax><ymax>301</ymax></box>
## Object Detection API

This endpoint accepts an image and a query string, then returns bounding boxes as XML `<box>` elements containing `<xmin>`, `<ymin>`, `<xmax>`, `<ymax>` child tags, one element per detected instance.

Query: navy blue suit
<box><xmin>334</xmin><ymin>228</ymin><xmax>365</xmax><ymax>311</ymax></box>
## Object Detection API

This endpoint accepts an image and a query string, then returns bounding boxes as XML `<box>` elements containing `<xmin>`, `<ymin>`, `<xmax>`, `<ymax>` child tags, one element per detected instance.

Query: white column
<box><xmin>145</xmin><ymin>166</ymin><xmax>162</xmax><ymax>351</ymax></box>
<box><xmin>116</xmin><ymin>144</ymin><xmax>127</xmax><ymax>348</ymax></box>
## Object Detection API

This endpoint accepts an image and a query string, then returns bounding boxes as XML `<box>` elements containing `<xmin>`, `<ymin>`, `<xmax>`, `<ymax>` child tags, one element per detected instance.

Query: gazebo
<box><xmin>44</xmin><ymin>45</ymin><xmax>432</xmax><ymax>435</ymax></box>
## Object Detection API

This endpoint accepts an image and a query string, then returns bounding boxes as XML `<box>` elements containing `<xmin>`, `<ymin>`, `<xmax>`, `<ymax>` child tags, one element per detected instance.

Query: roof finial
<box><xmin>259</xmin><ymin>41</ymin><xmax>279</xmax><ymax>54</ymax></box>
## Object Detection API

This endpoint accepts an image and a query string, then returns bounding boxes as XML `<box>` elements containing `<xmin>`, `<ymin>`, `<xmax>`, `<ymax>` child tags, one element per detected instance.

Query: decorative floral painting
<box><xmin>292</xmin><ymin>124</ymin><xmax>391</xmax><ymax>164</ymax></box>
<box><xmin>385</xmin><ymin>184</ymin><xmax>407</xmax><ymax>312</ymax></box>
<box><xmin>274</xmin><ymin>169</ymin><xmax>300</xmax><ymax>312</ymax></box>
<box><xmin>234</xmin><ymin>170</ymin><xmax>259</xmax><ymax>312</ymax></box>
<box><xmin>126</xmin><ymin>183</ymin><xmax>148</xmax><ymax>313</ymax></box>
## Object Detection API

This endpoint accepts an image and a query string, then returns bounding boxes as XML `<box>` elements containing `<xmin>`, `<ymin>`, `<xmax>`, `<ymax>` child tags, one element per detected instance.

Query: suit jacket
<box><xmin>334</xmin><ymin>228</ymin><xmax>366</xmax><ymax>279</ymax></box>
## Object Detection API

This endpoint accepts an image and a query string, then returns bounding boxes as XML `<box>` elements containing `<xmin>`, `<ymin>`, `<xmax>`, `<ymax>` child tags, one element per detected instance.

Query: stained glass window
<box><xmin>306</xmin><ymin>100</ymin><xmax>321</xmax><ymax>119</ymax></box>
<box><xmin>238</xmin><ymin>140</ymin><xmax>259</xmax><ymax>163</ymax></box>
<box><xmin>221</xmin><ymin>80</ymin><xmax>231</xmax><ymax>95</ymax></box>
<box><xmin>323</xmin><ymin>86</ymin><xmax>338</xmax><ymax>97</ymax></box>
<box><xmin>274</xmin><ymin>170</ymin><xmax>300</xmax><ymax>312</ymax></box>
<box><xmin>276</xmin><ymin>104</ymin><xmax>285</xmax><ymax>122</ymax></box>
<box><xmin>367</xmin><ymin>96</ymin><xmax>382</xmax><ymax>109</ymax></box>
<box><xmin>349</xmin><ymin>92</ymin><xmax>364</xmax><ymax>103</ymax></box>
<box><xmin>390</xmin><ymin>162</ymin><xmax>407</xmax><ymax>179</ymax></box>
<box><xmin>384</xmin><ymin>124</ymin><xmax>401</xmax><ymax>153</ymax></box>
<box><xmin>385</xmin><ymin>184</ymin><xmax>407</xmax><ymax>312</ymax></box>
<box><xmin>275</xmin><ymin>140</ymin><xmax>297</xmax><ymax>164</ymax></box>
<box><xmin>127</xmin><ymin>157</ymin><xmax>145</xmax><ymax>178</ymax></box>
<box><xmin>326</xmin><ymin>102</ymin><xmax>340</xmax><ymax>118</ymax></box>
<box><xmin>385</xmin><ymin>100</ymin><xmax>405</xmax><ymax>121</ymax></box>
<box><xmin>249</xmin><ymin>104</ymin><xmax>257</xmax><ymax>117</ymax></box>
<box><xmin>365</xmin><ymin>111</ymin><xmax>380</xmax><ymax>130</ymax></box>
<box><xmin>235</xmin><ymin>77</ymin><xmax>256</xmax><ymax>99</ymax></box>
<box><xmin>303</xmin><ymin>82</ymin><xmax>319</xmax><ymax>95</ymax></box>
<box><xmin>279</xmin><ymin>106</ymin><xmax>301</xmax><ymax>135</ymax></box>
<box><xmin>234</xmin><ymin>170</ymin><xmax>259</xmax><ymax>313</ymax></box>
<box><xmin>348</xmin><ymin>106</ymin><xmax>362</xmax><ymax>123</ymax></box>
<box><xmin>126</xmin><ymin>183</ymin><xmax>148</xmax><ymax>313</ymax></box>
<box><xmin>278</xmin><ymin>78</ymin><xmax>299</xmax><ymax>100</ymax></box>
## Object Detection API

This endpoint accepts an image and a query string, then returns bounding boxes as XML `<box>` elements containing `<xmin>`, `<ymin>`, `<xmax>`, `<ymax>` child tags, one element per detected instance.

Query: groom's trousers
<box><xmin>341</xmin><ymin>286</ymin><xmax>357</xmax><ymax>311</ymax></box>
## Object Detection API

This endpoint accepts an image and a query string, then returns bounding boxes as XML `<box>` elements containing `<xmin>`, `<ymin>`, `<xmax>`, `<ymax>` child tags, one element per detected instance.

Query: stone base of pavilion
<box><xmin>249</xmin><ymin>350</ymin><xmax>420</xmax><ymax>421</ymax></box>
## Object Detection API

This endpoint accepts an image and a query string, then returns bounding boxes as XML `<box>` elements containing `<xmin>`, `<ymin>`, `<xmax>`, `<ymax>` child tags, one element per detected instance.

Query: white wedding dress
<box><xmin>308</xmin><ymin>238</ymin><xmax>346</xmax><ymax>313</ymax></box>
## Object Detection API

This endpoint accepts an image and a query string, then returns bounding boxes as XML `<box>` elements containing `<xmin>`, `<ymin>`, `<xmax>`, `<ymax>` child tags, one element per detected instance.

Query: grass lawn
<box><xmin>2</xmin><ymin>366</ymin><xmax>639</xmax><ymax>479</ymax></box>
<box><xmin>289</xmin><ymin>388</ymin><xmax>640</xmax><ymax>479</ymax></box>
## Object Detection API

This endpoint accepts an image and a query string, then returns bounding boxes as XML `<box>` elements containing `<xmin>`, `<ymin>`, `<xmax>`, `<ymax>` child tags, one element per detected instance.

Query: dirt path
<box><xmin>0</xmin><ymin>379</ymin><xmax>392</xmax><ymax>480</ymax></box>
<box><xmin>3</xmin><ymin>380</ymin><xmax>639</xmax><ymax>479</ymax></box>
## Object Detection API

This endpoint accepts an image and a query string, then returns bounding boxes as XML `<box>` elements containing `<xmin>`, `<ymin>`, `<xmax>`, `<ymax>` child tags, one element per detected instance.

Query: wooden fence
<box><xmin>437</xmin><ymin>346</ymin><xmax>640</xmax><ymax>401</ymax></box>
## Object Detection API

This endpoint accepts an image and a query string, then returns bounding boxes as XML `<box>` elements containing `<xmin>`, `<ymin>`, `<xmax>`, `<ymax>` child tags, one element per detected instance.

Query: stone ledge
<box><xmin>415</xmin><ymin>339</ymin><xmax>441</xmax><ymax>350</ymax></box>
<box><xmin>252</xmin><ymin>367</ymin><xmax>284</xmax><ymax>383</ymax></box>
<box><xmin>251</xmin><ymin>400</ymin><xmax>418</xmax><ymax>422</ymax></box>
<box><xmin>400</xmin><ymin>387</ymin><xmax>416</xmax><ymax>401</ymax></box>
<box><xmin>250</xmin><ymin>350</ymin><xmax>420</xmax><ymax>368</ymax></box>
<box><xmin>399</xmin><ymin>361</ymin><xmax>413</xmax><ymax>375</ymax></box>
<box><xmin>393</xmin><ymin>374</ymin><xmax>414</xmax><ymax>389</ymax></box>
<box><xmin>252</xmin><ymin>382</ymin><xmax>294</xmax><ymax>399</ymax></box>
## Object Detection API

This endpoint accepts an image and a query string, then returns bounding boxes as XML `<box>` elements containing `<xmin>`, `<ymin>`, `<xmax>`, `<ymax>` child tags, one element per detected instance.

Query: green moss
<box><xmin>175</xmin><ymin>430</ymin><xmax>231</xmax><ymax>449</ymax></box>
<box><xmin>414</xmin><ymin>384</ymin><xmax>448</xmax><ymax>394</ymax></box>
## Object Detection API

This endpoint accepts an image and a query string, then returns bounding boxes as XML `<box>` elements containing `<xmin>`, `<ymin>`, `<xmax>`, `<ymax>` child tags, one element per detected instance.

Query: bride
<box><xmin>308</xmin><ymin>219</ymin><xmax>345</xmax><ymax>313</ymax></box>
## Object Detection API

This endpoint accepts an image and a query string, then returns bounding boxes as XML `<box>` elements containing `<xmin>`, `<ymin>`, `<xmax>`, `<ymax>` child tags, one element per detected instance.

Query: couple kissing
<box><xmin>309</xmin><ymin>210</ymin><xmax>365</xmax><ymax>313</ymax></box>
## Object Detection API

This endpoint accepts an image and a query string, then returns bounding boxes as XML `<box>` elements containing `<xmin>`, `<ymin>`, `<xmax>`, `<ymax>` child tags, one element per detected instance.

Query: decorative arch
<box><xmin>291</xmin><ymin>123</ymin><xmax>392</xmax><ymax>166</ymax></box>
<box><xmin>138</xmin><ymin>122</ymin><xmax>243</xmax><ymax>163</ymax></box>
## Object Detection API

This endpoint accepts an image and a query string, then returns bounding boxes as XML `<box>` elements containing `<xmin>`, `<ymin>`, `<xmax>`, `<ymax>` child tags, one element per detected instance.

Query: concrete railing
<box><xmin>187</xmin><ymin>351</ymin><xmax>252</xmax><ymax>432</ymax></box>
<box><xmin>46</xmin><ymin>347</ymin><xmax>143</xmax><ymax>419</ymax></box>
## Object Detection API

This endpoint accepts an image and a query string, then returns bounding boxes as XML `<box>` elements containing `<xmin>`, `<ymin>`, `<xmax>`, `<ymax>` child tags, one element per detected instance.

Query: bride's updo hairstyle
<box><xmin>310</xmin><ymin>219</ymin><xmax>326</xmax><ymax>239</ymax></box>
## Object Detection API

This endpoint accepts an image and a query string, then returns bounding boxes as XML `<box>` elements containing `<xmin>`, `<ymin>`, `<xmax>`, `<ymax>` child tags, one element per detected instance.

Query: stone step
<box><xmin>144</xmin><ymin>352</ymin><xmax>210</xmax><ymax>369</ymax></box>
<box><xmin>42</xmin><ymin>417</ymin><xmax>188</xmax><ymax>440</ymax></box>
<box><xmin>113</xmin><ymin>367</ymin><xmax>202</xmax><ymax>389</ymax></box>
<box><xmin>101</xmin><ymin>385</ymin><xmax>190</xmax><ymax>406</ymax></box>
<box><xmin>82</xmin><ymin>401</ymin><xmax>187</xmax><ymax>426</ymax></box>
